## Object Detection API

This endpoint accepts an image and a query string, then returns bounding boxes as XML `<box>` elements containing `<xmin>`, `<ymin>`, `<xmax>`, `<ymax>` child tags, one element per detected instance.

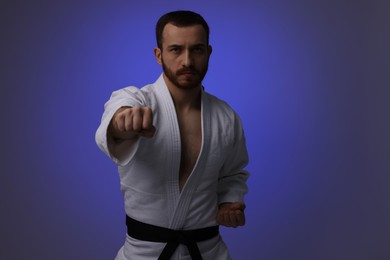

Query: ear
<box><xmin>208</xmin><ymin>45</ymin><xmax>213</xmax><ymax>57</ymax></box>
<box><xmin>154</xmin><ymin>47</ymin><xmax>162</xmax><ymax>66</ymax></box>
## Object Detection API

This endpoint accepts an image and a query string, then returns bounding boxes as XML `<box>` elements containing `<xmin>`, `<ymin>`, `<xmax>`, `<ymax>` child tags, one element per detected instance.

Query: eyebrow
<box><xmin>167</xmin><ymin>44</ymin><xmax>182</xmax><ymax>49</ymax></box>
<box><xmin>191</xmin><ymin>43</ymin><xmax>207</xmax><ymax>48</ymax></box>
<box><xmin>167</xmin><ymin>43</ymin><xmax>207</xmax><ymax>49</ymax></box>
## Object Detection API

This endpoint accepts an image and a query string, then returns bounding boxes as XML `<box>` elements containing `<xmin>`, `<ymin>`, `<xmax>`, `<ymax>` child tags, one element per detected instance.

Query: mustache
<box><xmin>176</xmin><ymin>68</ymin><xmax>198</xmax><ymax>75</ymax></box>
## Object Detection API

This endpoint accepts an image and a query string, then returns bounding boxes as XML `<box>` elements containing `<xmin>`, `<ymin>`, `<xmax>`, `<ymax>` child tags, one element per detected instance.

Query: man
<box><xmin>96</xmin><ymin>10</ymin><xmax>249</xmax><ymax>260</ymax></box>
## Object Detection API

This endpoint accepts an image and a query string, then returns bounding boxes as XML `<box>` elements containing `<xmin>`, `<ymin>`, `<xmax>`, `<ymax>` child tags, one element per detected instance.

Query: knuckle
<box><xmin>117</xmin><ymin>107</ymin><xmax>131</xmax><ymax>116</ymax></box>
<box><xmin>114</xmin><ymin>118</ymin><xmax>123</xmax><ymax>130</ymax></box>
<box><xmin>132</xmin><ymin>106</ymin><xmax>142</xmax><ymax>113</ymax></box>
<box><xmin>114</xmin><ymin>112</ymin><xmax>124</xmax><ymax>120</ymax></box>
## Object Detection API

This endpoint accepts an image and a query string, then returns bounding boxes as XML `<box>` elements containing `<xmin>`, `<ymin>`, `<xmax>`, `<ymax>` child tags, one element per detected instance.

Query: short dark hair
<box><xmin>156</xmin><ymin>10</ymin><xmax>210</xmax><ymax>49</ymax></box>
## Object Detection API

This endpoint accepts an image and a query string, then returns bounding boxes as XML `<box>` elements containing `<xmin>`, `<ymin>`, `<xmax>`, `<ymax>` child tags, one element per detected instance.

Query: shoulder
<box><xmin>204</xmin><ymin>91</ymin><xmax>239</xmax><ymax>119</ymax></box>
<box><xmin>204</xmin><ymin>91</ymin><xmax>246</xmax><ymax>138</ymax></box>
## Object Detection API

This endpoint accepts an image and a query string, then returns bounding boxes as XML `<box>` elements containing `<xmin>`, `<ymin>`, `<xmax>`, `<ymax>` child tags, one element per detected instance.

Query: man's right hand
<box><xmin>108</xmin><ymin>106</ymin><xmax>156</xmax><ymax>140</ymax></box>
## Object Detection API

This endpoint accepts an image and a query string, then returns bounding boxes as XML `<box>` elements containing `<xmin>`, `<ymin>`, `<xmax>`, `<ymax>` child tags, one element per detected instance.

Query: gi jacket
<box><xmin>96</xmin><ymin>74</ymin><xmax>249</xmax><ymax>260</ymax></box>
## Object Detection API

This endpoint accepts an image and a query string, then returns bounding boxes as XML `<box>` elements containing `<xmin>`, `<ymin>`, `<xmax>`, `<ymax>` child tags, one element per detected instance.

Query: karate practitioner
<box><xmin>96</xmin><ymin>10</ymin><xmax>249</xmax><ymax>260</ymax></box>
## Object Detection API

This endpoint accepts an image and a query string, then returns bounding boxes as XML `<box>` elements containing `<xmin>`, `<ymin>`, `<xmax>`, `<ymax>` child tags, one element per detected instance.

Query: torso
<box><xmin>176</xmin><ymin>109</ymin><xmax>202</xmax><ymax>191</ymax></box>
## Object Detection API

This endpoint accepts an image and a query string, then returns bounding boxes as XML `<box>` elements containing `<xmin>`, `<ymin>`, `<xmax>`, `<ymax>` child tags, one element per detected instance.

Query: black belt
<box><xmin>126</xmin><ymin>215</ymin><xmax>219</xmax><ymax>260</ymax></box>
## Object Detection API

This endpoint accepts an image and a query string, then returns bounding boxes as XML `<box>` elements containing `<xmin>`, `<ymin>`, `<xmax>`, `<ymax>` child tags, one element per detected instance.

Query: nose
<box><xmin>182</xmin><ymin>50</ymin><xmax>193</xmax><ymax>67</ymax></box>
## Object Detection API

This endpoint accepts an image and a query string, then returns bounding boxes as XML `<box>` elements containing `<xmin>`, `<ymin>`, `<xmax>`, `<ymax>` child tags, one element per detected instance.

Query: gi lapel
<box><xmin>155</xmin><ymin>75</ymin><xmax>211</xmax><ymax>229</ymax></box>
<box><xmin>170</xmin><ymin>90</ymin><xmax>212</xmax><ymax>229</ymax></box>
<box><xmin>154</xmin><ymin>75</ymin><xmax>181</xmax><ymax>225</ymax></box>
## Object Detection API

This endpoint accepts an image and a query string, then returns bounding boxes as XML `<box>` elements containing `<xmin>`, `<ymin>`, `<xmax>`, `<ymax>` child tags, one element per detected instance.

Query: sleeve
<box><xmin>217</xmin><ymin>113</ymin><xmax>250</xmax><ymax>205</ymax></box>
<box><xmin>95</xmin><ymin>86</ymin><xmax>148</xmax><ymax>166</ymax></box>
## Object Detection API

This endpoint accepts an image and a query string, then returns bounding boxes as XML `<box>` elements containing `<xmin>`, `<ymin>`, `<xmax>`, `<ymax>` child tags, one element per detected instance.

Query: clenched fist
<box><xmin>108</xmin><ymin>106</ymin><xmax>156</xmax><ymax>140</ymax></box>
<box><xmin>216</xmin><ymin>202</ymin><xmax>246</xmax><ymax>228</ymax></box>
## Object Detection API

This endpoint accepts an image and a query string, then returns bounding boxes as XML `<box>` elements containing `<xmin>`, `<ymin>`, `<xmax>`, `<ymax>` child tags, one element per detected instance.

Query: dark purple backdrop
<box><xmin>1</xmin><ymin>0</ymin><xmax>389</xmax><ymax>259</ymax></box>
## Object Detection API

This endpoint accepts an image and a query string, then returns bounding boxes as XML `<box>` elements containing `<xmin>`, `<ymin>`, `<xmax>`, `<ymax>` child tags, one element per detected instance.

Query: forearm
<box><xmin>218</xmin><ymin>169</ymin><xmax>249</xmax><ymax>204</ymax></box>
<box><xmin>96</xmin><ymin>86</ymin><xmax>150</xmax><ymax>165</ymax></box>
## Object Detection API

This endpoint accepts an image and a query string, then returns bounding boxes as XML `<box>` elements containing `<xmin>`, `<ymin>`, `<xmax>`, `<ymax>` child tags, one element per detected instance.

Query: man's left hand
<box><xmin>216</xmin><ymin>202</ymin><xmax>246</xmax><ymax>228</ymax></box>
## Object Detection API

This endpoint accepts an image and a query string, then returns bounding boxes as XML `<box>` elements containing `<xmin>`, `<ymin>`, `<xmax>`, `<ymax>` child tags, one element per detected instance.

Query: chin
<box><xmin>177</xmin><ymin>83</ymin><xmax>200</xmax><ymax>90</ymax></box>
<box><xmin>175</xmin><ymin>78</ymin><xmax>201</xmax><ymax>89</ymax></box>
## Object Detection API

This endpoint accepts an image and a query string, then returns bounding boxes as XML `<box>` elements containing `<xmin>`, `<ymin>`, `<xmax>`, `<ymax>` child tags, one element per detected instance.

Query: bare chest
<box><xmin>176</xmin><ymin>110</ymin><xmax>202</xmax><ymax>190</ymax></box>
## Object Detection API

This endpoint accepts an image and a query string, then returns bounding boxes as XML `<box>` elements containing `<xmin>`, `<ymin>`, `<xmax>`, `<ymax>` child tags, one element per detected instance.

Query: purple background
<box><xmin>1</xmin><ymin>0</ymin><xmax>389</xmax><ymax>259</ymax></box>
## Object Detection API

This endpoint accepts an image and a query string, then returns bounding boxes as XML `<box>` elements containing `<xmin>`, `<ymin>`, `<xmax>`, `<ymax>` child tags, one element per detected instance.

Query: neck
<box><xmin>163</xmin><ymin>74</ymin><xmax>202</xmax><ymax>111</ymax></box>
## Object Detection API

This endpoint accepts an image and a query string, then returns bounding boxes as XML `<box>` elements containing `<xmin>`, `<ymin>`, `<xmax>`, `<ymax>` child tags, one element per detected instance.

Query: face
<box><xmin>154</xmin><ymin>23</ymin><xmax>212</xmax><ymax>90</ymax></box>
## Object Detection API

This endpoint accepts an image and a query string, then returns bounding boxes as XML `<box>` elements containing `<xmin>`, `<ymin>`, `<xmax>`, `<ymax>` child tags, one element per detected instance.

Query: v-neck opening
<box><xmin>178</xmin><ymin>93</ymin><xmax>204</xmax><ymax>193</ymax></box>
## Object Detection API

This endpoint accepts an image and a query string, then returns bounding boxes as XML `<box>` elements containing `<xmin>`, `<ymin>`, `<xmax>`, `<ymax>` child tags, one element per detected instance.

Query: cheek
<box><xmin>162</xmin><ymin>55</ymin><xmax>177</xmax><ymax>66</ymax></box>
<box><xmin>196</xmin><ymin>57</ymin><xmax>209</xmax><ymax>68</ymax></box>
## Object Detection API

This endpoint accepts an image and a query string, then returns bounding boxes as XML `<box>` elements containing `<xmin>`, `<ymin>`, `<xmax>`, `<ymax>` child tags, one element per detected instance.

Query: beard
<box><xmin>161</xmin><ymin>58</ymin><xmax>209</xmax><ymax>90</ymax></box>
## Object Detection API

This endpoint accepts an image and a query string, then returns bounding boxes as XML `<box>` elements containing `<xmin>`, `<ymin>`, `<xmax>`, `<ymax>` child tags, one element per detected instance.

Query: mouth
<box><xmin>178</xmin><ymin>69</ymin><xmax>196</xmax><ymax>76</ymax></box>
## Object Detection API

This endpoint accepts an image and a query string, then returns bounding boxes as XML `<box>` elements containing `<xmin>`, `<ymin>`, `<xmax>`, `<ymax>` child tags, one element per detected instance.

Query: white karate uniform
<box><xmin>96</xmin><ymin>74</ymin><xmax>249</xmax><ymax>260</ymax></box>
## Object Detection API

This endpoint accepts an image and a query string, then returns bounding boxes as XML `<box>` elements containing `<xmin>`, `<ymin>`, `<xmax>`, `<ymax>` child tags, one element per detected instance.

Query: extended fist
<box><xmin>109</xmin><ymin>106</ymin><xmax>156</xmax><ymax>140</ymax></box>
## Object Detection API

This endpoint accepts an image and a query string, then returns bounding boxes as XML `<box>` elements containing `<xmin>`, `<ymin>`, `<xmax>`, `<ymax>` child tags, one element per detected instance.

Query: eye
<box><xmin>193</xmin><ymin>47</ymin><xmax>205</xmax><ymax>53</ymax></box>
<box><xmin>170</xmin><ymin>47</ymin><xmax>181</xmax><ymax>54</ymax></box>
